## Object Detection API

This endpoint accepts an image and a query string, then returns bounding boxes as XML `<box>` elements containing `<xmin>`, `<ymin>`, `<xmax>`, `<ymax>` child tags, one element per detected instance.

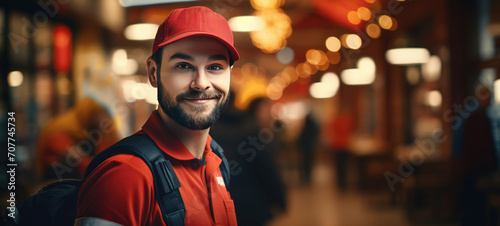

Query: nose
<box><xmin>190</xmin><ymin>69</ymin><xmax>211</xmax><ymax>91</ymax></box>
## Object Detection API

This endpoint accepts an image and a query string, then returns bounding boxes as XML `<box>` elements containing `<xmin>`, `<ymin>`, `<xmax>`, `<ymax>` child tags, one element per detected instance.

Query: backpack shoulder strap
<box><xmin>84</xmin><ymin>134</ymin><xmax>185</xmax><ymax>226</ymax></box>
<box><xmin>210</xmin><ymin>139</ymin><xmax>230</xmax><ymax>189</ymax></box>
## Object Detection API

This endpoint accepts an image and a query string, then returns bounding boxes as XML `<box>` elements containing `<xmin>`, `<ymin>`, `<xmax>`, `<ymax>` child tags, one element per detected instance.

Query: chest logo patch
<box><xmin>216</xmin><ymin>176</ymin><xmax>225</xmax><ymax>186</ymax></box>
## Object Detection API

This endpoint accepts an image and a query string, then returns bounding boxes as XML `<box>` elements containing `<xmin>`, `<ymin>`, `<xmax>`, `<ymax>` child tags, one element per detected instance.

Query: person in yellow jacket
<box><xmin>36</xmin><ymin>97</ymin><xmax>119</xmax><ymax>183</ymax></box>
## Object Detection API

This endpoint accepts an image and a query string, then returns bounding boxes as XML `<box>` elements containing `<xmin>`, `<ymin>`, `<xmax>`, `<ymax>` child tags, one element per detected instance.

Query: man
<box><xmin>75</xmin><ymin>6</ymin><xmax>239</xmax><ymax>226</ymax></box>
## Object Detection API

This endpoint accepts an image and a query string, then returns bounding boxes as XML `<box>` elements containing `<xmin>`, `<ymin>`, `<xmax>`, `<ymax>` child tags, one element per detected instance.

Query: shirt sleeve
<box><xmin>75</xmin><ymin>154</ymin><xmax>158</xmax><ymax>226</ymax></box>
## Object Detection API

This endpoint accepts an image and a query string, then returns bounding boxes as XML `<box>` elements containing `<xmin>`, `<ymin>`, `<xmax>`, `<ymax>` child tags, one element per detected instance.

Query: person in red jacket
<box><xmin>75</xmin><ymin>6</ymin><xmax>239</xmax><ymax>225</ymax></box>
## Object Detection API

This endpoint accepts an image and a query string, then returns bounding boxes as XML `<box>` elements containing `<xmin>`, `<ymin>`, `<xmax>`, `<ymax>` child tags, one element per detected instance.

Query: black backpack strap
<box><xmin>84</xmin><ymin>134</ymin><xmax>185</xmax><ymax>226</ymax></box>
<box><xmin>210</xmin><ymin>139</ymin><xmax>230</xmax><ymax>189</ymax></box>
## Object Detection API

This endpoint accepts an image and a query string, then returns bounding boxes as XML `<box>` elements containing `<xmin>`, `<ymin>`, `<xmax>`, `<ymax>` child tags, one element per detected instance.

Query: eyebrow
<box><xmin>169</xmin><ymin>53</ymin><xmax>193</xmax><ymax>61</ymax></box>
<box><xmin>169</xmin><ymin>53</ymin><xmax>228</xmax><ymax>63</ymax></box>
<box><xmin>209</xmin><ymin>54</ymin><xmax>229</xmax><ymax>62</ymax></box>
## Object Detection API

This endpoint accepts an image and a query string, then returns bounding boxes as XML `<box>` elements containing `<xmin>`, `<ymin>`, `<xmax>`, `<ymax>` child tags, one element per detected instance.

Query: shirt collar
<box><xmin>142</xmin><ymin>110</ymin><xmax>213</xmax><ymax>161</ymax></box>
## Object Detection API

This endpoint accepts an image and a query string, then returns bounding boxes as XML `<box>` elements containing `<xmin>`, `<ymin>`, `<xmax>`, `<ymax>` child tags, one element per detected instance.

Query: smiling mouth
<box><xmin>183</xmin><ymin>97</ymin><xmax>217</xmax><ymax>104</ymax></box>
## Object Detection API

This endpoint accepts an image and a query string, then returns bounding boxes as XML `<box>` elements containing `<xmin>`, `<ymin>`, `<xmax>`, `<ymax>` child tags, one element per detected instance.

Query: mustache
<box><xmin>176</xmin><ymin>89</ymin><xmax>223</xmax><ymax>101</ymax></box>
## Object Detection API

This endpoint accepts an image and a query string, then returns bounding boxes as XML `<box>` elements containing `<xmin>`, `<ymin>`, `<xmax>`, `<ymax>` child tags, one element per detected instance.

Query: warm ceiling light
<box><xmin>406</xmin><ymin>66</ymin><xmax>420</xmax><ymax>85</ymax></box>
<box><xmin>124</xmin><ymin>23</ymin><xmax>158</xmax><ymax>40</ymax></box>
<box><xmin>316</xmin><ymin>61</ymin><xmax>330</xmax><ymax>71</ymax></box>
<box><xmin>251</xmin><ymin>0</ymin><xmax>282</xmax><ymax>10</ymax></box>
<box><xmin>345</xmin><ymin>34</ymin><xmax>362</xmax><ymax>49</ymax></box>
<box><xmin>386</xmin><ymin>48</ymin><xmax>430</xmax><ymax>65</ymax></box>
<box><xmin>250</xmin><ymin>8</ymin><xmax>292</xmax><ymax>53</ymax></box>
<box><xmin>310</xmin><ymin>72</ymin><xmax>340</xmax><ymax>99</ymax></box>
<box><xmin>341</xmin><ymin>68</ymin><xmax>375</xmax><ymax>85</ymax></box>
<box><xmin>347</xmin><ymin>11</ymin><xmax>361</xmax><ymax>25</ymax></box>
<box><xmin>284</xmin><ymin>66</ymin><xmax>298</xmax><ymax>82</ymax></box>
<box><xmin>296</xmin><ymin>63</ymin><xmax>309</xmax><ymax>78</ymax></box>
<box><xmin>306</xmin><ymin>49</ymin><xmax>322</xmax><ymax>65</ymax></box>
<box><xmin>357</xmin><ymin>7</ymin><xmax>372</xmax><ymax>21</ymax></box>
<box><xmin>495</xmin><ymin>79</ymin><xmax>500</xmax><ymax>103</ymax></box>
<box><xmin>358</xmin><ymin>57</ymin><xmax>376</xmax><ymax>73</ymax></box>
<box><xmin>8</xmin><ymin>71</ymin><xmax>24</xmax><ymax>87</ymax></box>
<box><xmin>327</xmin><ymin>51</ymin><xmax>341</xmax><ymax>64</ymax></box>
<box><xmin>112</xmin><ymin>49</ymin><xmax>138</xmax><ymax>75</ymax></box>
<box><xmin>267</xmin><ymin>83</ymin><xmax>283</xmax><ymax>100</ymax></box>
<box><xmin>389</xmin><ymin>17</ymin><xmax>398</xmax><ymax>31</ymax></box>
<box><xmin>326</xmin><ymin>36</ymin><xmax>341</xmax><ymax>52</ymax></box>
<box><xmin>303</xmin><ymin>62</ymin><xmax>317</xmax><ymax>75</ymax></box>
<box><xmin>426</xmin><ymin>90</ymin><xmax>442</xmax><ymax>107</ymax></box>
<box><xmin>341</xmin><ymin>57</ymin><xmax>376</xmax><ymax>85</ymax></box>
<box><xmin>378</xmin><ymin>15</ymin><xmax>393</xmax><ymax>30</ymax></box>
<box><xmin>119</xmin><ymin>0</ymin><xmax>198</xmax><ymax>7</ymax></box>
<box><xmin>366</xmin><ymin>23</ymin><xmax>381</xmax><ymax>38</ymax></box>
<box><xmin>228</xmin><ymin>16</ymin><xmax>265</xmax><ymax>32</ymax></box>
<box><xmin>422</xmin><ymin>55</ymin><xmax>442</xmax><ymax>82</ymax></box>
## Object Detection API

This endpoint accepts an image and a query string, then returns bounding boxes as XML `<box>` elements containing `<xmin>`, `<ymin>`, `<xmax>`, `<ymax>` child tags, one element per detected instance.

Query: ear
<box><xmin>146</xmin><ymin>57</ymin><xmax>158</xmax><ymax>88</ymax></box>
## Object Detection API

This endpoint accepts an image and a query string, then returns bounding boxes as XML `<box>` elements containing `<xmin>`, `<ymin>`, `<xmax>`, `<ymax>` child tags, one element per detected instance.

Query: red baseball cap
<box><xmin>152</xmin><ymin>6</ymin><xmax>240</xmax><ymax>62</ymax></box>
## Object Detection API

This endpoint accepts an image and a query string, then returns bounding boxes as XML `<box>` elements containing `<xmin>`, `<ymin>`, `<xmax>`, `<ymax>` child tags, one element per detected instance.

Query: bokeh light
<box><xmin>422</xmin><ymin>55</ymin><xmax>442</xmax><ymax>82</ymax></box>
<box><xmin>8</xmin><ymin>71</ymin><xmax>24</xmax><ymax>87</ymax></box>
<box><xmin>327</xmin><ymin>51</ymin><xmax>341</xmax><ymax>64</ymax></box>
<box><xmin>378</xmin><ymin>15</ymin><xmax>393</xmax><ymax>30</ymax></box>
<box><xmin>366</xmin><ymin>23</ymin><xmax>381</xmax><ymax>38</ymax></box>
<box><xmin>228</xmin><ymin>16</ymin><xmax>266</xmax><ymax>32</ymax></box>
<box><xmin>348</xmin><ymin>11</ymin><xmax>361</xmax><ymax>25</ymax></box>
<box><xmin>345</xmin><ymin>34</ymin><xmax>362</xmax><ymax>49</ymax></box>
<box><xmin>406</xmin><ymin>66</ymin><xmax>420</xmax><ymax>85</ymax></box>
<box><xmin>250</xmin><ymin>0</ymin><xmax>283</xmax><ymax>10</ymax></box>
<box><xmin>250</xmin><ymin>8</ymin><xmax>292</xmax><ymax>53</ymax></box>
<box><xmin>276</xmin><ymin>47</ymin><xmax>295</xmax><ymax>64</ymax></box>
<box><xmin>310</xmin><ymin>72</ymin><xmax>340</xmax><ymax>99</ymax></box>
<box><xmin>357</xmin><ymin>7</ymin><xmax>372</xmax><ymax>21</ymax></box>
<box><xmin>326</xmin><ymin>36</ymin><xmax>341</xmax><ymax>52</ymax></box>
<box><xmin>426</xmin><ymin>90</ymin><xmax>442</xmax><ymax>107</ymax></box>
<box><xmin>306</xmin><ymin>49</ymin><xmax>322</xmax><ymax>65</ymax></box>
<box><xmin>386</xmin><ymin>48</ymin><xmax>430</xmax><ymax>65</ymax></box>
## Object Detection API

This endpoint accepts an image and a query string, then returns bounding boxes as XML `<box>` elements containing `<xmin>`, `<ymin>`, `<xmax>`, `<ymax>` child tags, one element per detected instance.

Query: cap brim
<box><xmin>155</xmin><ymin>31</ymin><xmax>240</xmax><ymax>62</ymax></box>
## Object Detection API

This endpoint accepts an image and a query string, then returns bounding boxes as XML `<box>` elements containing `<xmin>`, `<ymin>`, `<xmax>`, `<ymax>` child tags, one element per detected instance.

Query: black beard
<box><xmin>157</xmin><ymin>80</ymin><xmax>229</xmax><ymax>130</ymax></box>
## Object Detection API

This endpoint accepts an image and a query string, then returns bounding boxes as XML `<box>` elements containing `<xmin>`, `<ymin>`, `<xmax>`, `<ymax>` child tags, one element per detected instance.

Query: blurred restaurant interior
<box><xmin>2</xmin><ymin>0</ymin><xmax>500</xmax><ymax>225</ymax></box>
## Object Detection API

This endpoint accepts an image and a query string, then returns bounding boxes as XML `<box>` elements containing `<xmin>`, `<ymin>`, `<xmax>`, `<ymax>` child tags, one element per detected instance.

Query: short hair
<box><xmin>151</xmin><ymin>47</ymin><xmax>164</xmax><ymax>73</ymax></box>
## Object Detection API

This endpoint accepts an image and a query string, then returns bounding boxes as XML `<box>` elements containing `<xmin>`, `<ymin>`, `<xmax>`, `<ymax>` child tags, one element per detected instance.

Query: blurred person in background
<box><xmin>457</xmin><ymin>83</ymin><xmax>497</xmax><ymax>225</ymax></box>
<box><xmin>298</xmin><ymin>112</ymin><xmax>320</xmax><ymax>184</ymax></box>
<box><xmin>211</xmin><ymin>97</ymin><xmax>287</xmax><ymax>226</ymax></box>
<box><xmin>326</xmin><ymin>110</ymin><xmax>354</xmax><ymax>190</ymax></box>
<box><xmin>36</xmin><ymin>97</ymin><xmax>119</xmax><ymax>184</ymax></box>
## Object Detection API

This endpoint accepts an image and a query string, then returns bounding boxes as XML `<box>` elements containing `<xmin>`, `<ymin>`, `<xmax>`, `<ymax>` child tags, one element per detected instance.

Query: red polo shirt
<box><xmin>76</xmin><ymin>111</ymin><xmax>237</xmax><ymax>226</ymax></box>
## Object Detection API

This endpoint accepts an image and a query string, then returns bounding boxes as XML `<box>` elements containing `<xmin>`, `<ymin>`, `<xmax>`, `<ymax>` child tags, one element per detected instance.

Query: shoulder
<box><xmin>83</xmin><ymin>153</ymin><xmax>154</xmax><ymax>189</ymax></box>
<box><xmin>76</xmin><ymin>154</ymin><xmax>157</xmax><ymax>225</ymax></box>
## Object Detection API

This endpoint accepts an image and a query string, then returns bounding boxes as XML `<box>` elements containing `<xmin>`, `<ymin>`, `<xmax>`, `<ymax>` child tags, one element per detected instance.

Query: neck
<box><xmin>157</xmin><ymin>109</ymin><xmax>209</xmax><ymax>159</ymax></box>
